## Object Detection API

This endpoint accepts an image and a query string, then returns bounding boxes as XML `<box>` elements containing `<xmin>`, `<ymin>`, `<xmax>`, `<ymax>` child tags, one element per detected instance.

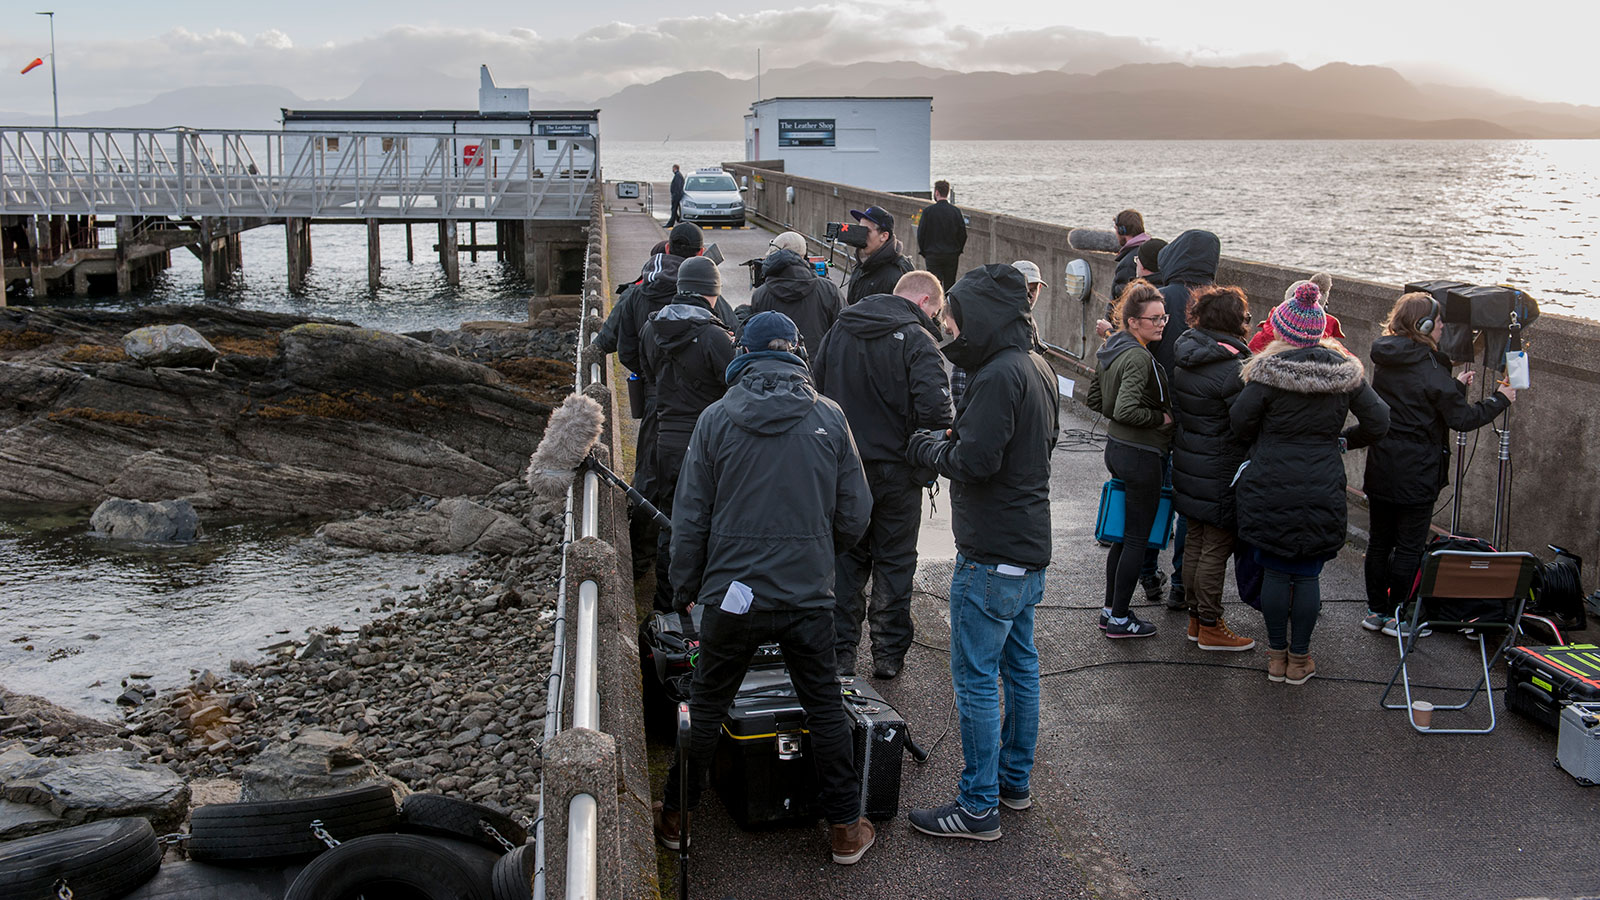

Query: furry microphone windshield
<box><xmin>1067</xmin><ymin>229</ymin><xmax>1121</xmax><ymax>253</ymax></box>
<box><xmin>524</xmin><ymin>393</ymin><xmax>605</xmax><ymax>499</ymax></box>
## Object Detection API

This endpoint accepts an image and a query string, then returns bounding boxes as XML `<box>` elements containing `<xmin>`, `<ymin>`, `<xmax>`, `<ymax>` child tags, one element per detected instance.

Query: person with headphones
<box><xmin>1357</xmin><ymin>291</ymin><xmax>1515</xmax><ymax>636</ymax></box>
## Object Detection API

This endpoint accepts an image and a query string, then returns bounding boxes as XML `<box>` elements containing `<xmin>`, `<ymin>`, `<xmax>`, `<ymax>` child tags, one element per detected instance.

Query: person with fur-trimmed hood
<box><xmin>1231</xmin><ymin>282</ymin><xmax>1389</xmax><ymax>685</ymax></box>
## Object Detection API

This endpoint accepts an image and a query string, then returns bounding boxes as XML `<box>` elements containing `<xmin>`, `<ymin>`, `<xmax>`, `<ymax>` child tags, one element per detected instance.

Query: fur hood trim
<box><xmin>1241</xmin><ymin>341</ymin><xmax>1364</xmax><ymax>394</ymax></box>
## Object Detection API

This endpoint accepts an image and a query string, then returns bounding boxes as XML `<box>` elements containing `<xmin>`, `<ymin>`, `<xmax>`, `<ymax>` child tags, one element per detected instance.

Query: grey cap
<box><xmin>677</xmin><ymin>256</ymin><xmax>722</xmax><ymax>297</ymax></box>
<box><xmin>1012</xmin><ymin>260</ymin><xmax>1047</xmax><ymax>287</ymax></box>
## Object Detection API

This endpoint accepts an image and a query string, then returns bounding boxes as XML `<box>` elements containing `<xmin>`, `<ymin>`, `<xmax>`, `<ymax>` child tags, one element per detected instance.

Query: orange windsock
<box><xmin>20</xmin><ymin>58</ymin><xmax>44</xmax><ymax>75</ymax></box>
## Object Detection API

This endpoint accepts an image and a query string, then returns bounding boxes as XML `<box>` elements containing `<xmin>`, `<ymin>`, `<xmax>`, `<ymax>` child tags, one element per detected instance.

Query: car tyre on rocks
<box><xmin>0</xmin><ymin>817</ymin><xmax>162</xmax><ymax>900</ymax></box>
<box><xmin>284</xmin><ymin>834</ymin><xmax>498</xmax><ymax>900</ymax></box>
<box><xmin>186</xmin><ymin>784</ymin><xmax>400</xmax><ymax>863</ymax></box>
<box><xmin>399</xmin><ymin>793</ymin><xmax>527</xmax><ymax>855</ymax></box>
<box><xmin>490</xmin><ymin>843</ymin><xmax>535</xmax><ymax>900</ymax></box>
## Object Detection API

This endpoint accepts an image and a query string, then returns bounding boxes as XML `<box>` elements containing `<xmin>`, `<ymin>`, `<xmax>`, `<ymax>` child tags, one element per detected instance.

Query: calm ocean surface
<box><xmin>607</xmin><ymin>139</ymin><xmax>1599</xmax><ymax>320</ymax></box>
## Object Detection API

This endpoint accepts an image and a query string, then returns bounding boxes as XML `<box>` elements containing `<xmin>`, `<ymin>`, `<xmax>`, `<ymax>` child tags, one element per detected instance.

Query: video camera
<box><xmin>1404</xmin><ymin>280</ymin><xmax>1540</xmax><ymax>372</ymax></box>
<box><xmin>825</xmin><ymin>221</ymin><xmax>872</xmax><ymax>249</ymax></box>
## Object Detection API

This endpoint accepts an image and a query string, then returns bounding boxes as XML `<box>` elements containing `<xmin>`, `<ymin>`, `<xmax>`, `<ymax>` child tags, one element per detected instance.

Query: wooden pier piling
<box><xmin>440</xmin><ymin>220</ymin><xmax>460</xmax><ymax>285</ymax></box>
<box><xmin>367</xmin><ymin>218</ymin><xmax>381</xmax><ymax>290</ymax></box>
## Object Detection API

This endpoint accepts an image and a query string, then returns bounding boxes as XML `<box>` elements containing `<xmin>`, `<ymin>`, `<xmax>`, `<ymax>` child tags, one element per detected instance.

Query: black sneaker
<box><xmin>909</xmin><ymin>801</ymin><xmax>1002</xmax><ymax>841</ymax></box>
<box><xmin>1098</xmin><ymin>610</ymin><xmax>1111</xmax><ymax>631</ymax></box>
<box><xmin>1165</xmin><ymin>584</ymin><xmax>1187</xmax><ymax>610</ymax></box>
<box><xmin>999</xmin><ymin>787</ymin><xmax>1032</xmax><ymax>811</ymax></box>
<box><xmin>1105</xmin><ymin>613</ymin><xmax>1159</xmax><ymax>639</ymax></box>
<box><xmin>1139</xmin><ymin>573</ymin><xmax>1168</xmax><ymax>604</ymax></box>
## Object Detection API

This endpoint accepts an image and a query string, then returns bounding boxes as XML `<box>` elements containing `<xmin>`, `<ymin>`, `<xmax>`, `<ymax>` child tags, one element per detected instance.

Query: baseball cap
<box><xmin>849</xmin><ymin>206</ymin><xmax>894</xmax><ymax>233</ymax></box>
<box><xmin>739</xmin><ymin>311</ymin><xmax>800</xmax><ymax>351</ymax></box>
<box><xmin>1012</xmin><ymin>260</ymin><xmax>1048</xmax><ymax>287</ymax></box>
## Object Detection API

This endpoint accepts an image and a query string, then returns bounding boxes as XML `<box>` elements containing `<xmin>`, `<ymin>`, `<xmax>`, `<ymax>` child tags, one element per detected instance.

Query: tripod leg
<box><xmin>676</xmin><ymin>701</ymin><xmax>691</xmax><ymax>900</ymax></box>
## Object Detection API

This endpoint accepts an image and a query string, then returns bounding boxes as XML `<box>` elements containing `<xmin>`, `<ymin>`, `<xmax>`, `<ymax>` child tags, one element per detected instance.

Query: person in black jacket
<box><xmin>1231</xmin><ymin>283</ymin><xmax>1389</xmax><ymax>685</ymax></box>
<box><xmin>814</xmin><ymin>270</ymin><xmax>954</xmax><ymax>679</ymax></box>
<box><xmin>917</xmin><ymin>181</ymin><xmax>968</xmax><ymax>290</ymax></box>
<box><xmin>905</xmin><ymin>264</ymin><xmax>1058</xmax><ymax>842</ymax></box>
<box><xmin>638</xmin><ymin>256</ymin><xmax>737</xmax><ymax>612</ymax></box>
<box><xmin>1169</xmin><ymin>285</ymin><xmax>1256</xmax><ymax>652</ymax></box>
<box><xmin>1359</xmin><ymin>291</ymin><xmax>1514</xmax><ymax>636</ymax></box>
<box><xmin>844</xmin><ymin>206</ymin><xmax>915</xmax><ymax>305</ymax></box>
<box><xmin>666</xmin><ymin>164</ymin><xmax>684</xmax><ymax>226</ymax></box>
<box><xmin>658</xmin><ymin>310</ymin><xmax>876</xmax><ymax>866</ymax></box>
<box><xmin>1110</xmin><ymin>209</ymin><xmax>1151</xmax><ymax>304</ymax></box>
<box><xmin>750</xmin><ymin>231</ymin><xmax>842</xmax><ymax>353</ymax></box>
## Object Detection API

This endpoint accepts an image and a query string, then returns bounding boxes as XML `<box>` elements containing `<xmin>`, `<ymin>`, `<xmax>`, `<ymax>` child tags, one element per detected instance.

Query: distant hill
<box><xmin>3</xmin><ymin>60</ymin><xmax>1597</xmax><ymax>140</ymax></box>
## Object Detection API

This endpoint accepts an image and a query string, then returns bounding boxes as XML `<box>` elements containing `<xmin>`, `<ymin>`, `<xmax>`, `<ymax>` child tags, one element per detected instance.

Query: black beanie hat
<box><xmin>1137</xmin><ymin>238</ymin><xmax>1167</xmax><ymax>274</ymax></box>
<box><xmin>676</xmin><ymin>256</ymin><xmax>721</xmax><ymax>297</ymax></box>
<box><xmin>669</xmin><ymin>222</ymin><xmax>704</xmax><ymax>257</ymax></box>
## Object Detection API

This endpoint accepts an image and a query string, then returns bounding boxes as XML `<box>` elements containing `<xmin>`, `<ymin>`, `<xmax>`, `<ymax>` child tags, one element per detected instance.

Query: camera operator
<box><xmin>844</xmin><ymin>206</ymin><xmax>915</xmax><ymax>306</ymax></box>
<box><xmin>1357</xmin><ymin>291</ymin><xmax>1514</xmax><ymax>638</ymax></box>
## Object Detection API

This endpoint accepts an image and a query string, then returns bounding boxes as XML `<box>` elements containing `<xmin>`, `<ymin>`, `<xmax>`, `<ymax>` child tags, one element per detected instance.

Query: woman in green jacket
<box><xmin>1087</xmin><ymin>280</ymin><xmax>1175</xmax><ymax>638</ymax></box>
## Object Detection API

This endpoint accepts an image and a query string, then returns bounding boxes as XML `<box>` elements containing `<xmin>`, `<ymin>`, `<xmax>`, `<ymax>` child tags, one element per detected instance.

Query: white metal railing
<box><xmin>0</xmin><ymin>126</ymin><xmax>596</xmax><ymax>220</ymax></box>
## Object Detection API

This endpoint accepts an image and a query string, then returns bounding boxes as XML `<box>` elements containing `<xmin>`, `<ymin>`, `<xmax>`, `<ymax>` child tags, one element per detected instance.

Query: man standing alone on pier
<box><xmin>917</xmin><ymin>180</ymin><xmax>968</xmax><ymax>291</ymax></box>
<box><xmin>667</xmin><ymin>164</ymin><xmax>685</xmax><ymax>227</ymax></box>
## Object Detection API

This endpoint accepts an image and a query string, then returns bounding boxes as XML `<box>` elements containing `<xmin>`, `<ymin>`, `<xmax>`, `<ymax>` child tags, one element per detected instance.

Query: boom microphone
<box><xmin>1067</xmin><ymin>228</ymin><xmax>1120</xmax><ymax>253</ymax></box>
<box><xmin>523</xmin><ymin>392</ymin><xmax>673</xmax><ymax>528</ymax></box>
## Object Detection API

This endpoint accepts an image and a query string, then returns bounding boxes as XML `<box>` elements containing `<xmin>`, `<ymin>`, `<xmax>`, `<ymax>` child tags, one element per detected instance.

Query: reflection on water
<box><xmin>0</xmin><ymin>504</ymin><xmax>462</xmax><ymax>717</ymax></box>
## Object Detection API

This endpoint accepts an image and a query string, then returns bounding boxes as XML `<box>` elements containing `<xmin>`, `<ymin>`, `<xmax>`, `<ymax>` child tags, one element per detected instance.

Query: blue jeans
<box><xmin>948</xmin><ymin>553</ymin><xmax>1044</xmax><ymax>812</ymax></box>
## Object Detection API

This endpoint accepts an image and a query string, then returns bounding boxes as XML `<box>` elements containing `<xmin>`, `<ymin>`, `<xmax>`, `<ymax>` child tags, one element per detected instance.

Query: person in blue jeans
<box><xmin>906</xmin><ymin>264</ymin><xmax>1059</xmax><ymax>840</ymax></box>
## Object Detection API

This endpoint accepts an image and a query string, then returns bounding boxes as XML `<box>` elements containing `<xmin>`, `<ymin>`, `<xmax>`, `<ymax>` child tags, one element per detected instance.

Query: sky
<box><xmin>3</xmin><ymin>0</ymin><xmax>1598</xmax><ymax>115</ymax></box>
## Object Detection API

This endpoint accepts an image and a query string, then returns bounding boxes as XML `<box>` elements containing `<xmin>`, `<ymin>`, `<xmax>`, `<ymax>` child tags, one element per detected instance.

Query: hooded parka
<box><xmin>749</xmin><ymin>249</ymin><xmax>843</xmax><ymax>353</ymax></box>
<box><xmin>1170</xmin><ymin>328</ymin><xmax>1251</xmax><ymax>529</ymax></box>
<box><xmin>1149</xmin><ymin>230</ymin><xmax>1221</xmax><ymax>376</ymax></box>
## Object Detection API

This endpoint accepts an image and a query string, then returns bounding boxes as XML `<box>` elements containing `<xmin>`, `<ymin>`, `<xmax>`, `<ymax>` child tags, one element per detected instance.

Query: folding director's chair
<box><xmin>1379</xmin><ymin>548</ymin><xmax>1538</xmax><ymax>734</ymax></box>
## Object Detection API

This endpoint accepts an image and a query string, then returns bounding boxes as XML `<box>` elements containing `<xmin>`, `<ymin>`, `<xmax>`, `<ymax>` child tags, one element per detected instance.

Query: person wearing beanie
<box><xmin>1249</xmin><ymin>272</ymin><xmax>1346</xmax><ymax>353</ymax></box>
<box><xmin>1357</xmin><ymin>291</ymin><xmax>1514</xmax><ymax>637</ymax></box>
<box><xmin>638</xmin><ymin>255</ymin><xmax>737</xmax><ymax>612</ymax></box>
<box><xmin>1094</xmin><ymin>237</ymin><xmax>1167</xmax><ymax>341</ymax></box>
<box><xmin>1231</xmin><ymin>282</ymin><xmax>1389</xmax><ymax>684</ymax></box>
<box><xmin>658</xmin><ymin>308</ymin><xmax>876</xmax><ymax>867</ymax></box>
<box><xmin>751</xmin><ymin>231</ymin><xmax>843</xmax><ymax>353</ymax></box>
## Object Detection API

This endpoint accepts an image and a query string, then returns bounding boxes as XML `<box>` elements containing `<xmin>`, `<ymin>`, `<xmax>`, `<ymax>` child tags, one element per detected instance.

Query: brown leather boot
<box><xmin>830</xmin><ymin>817</ymin><xmax>876</xmax><ymax>865</ymax></box>
<box><xmin>1266</xmin><ymin>648</ymin><xmax>1288</xmax><ymax>683</ymax></box>
<box><xmin>1197</xmin><ymin>619</ymin><xmax>1256</xmax><ymax>652</ymax></box>
<box><xmin>1286</xmin><ymin>652</ymin><xmax>1317</xmax><ymax>685</ymax></box>
<box><xmin>1187</xmin><ymin>615</ymin><xmax>1200</xmax><ymax>642</ymax></box>
<box><xmin>652</xmin><ymin>801</ymin><xmax>685</xmax><ymax>850</ymax></box>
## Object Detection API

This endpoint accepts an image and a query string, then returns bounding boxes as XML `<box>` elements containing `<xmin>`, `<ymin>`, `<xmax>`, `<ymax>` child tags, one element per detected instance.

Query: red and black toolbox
<box><xmin>1505</xmin><ymin>643</ymin><xmax>1600</xmax><ymax>730</ymax></box>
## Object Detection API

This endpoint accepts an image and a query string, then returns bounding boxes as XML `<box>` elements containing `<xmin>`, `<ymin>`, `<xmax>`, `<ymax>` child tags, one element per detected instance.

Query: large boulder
<box><xmin>90</xmin><ymin>497</ymin><xmax>201</xmax><ymax>541</ymax></box>
<box><xmin>239</xmin><ymin>730</ymin><xmax>404</xmax><ymax>803</ymax></box>
<box><xmin>279</xmin><ymin>323</ymin><xmax>500</xmax><ymax>392</ymax></box>
<box><xmin>0</xmin><ymin>748</ymin><xmax>190</xmax><ymax>838</ymax></box>
<box><xmin>319</xmin><ymin>496</ymin><xmax>535</xmax><ymax>554</ymax></box>
<box><xmin>122</xmin><ymin>324</ymin><xmax>219</xmax><ymax>368</ymax></box>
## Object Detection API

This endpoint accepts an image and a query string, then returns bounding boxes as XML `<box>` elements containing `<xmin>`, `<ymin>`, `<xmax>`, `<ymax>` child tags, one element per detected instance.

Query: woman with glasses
<box><xmin>1231</xmin><ymin>282</ymin><xmax>1389</xmax><ymax>683</ymax></box>
<box><xmin>1086</xmin><ymin>281</ymin><xmax>1174</xmax><ymax>638</ymax></box>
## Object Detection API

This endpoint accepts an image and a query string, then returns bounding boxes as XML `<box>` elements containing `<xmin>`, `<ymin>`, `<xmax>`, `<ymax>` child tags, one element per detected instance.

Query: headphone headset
<box><xmin>1416</xmin><ymin>295</ymin><xmax>1440</xmax><ymax>335</ymax></box>
<box><xmin>1116</xmin><ymin>222</ymin><xmax>1128</xmax><ymax>237</ymax></box>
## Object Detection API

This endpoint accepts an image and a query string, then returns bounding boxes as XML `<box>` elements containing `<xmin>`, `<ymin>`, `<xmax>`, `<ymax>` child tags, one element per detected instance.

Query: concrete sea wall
<box><xmin>723</xmin><ymin>161</ymin><xmax>1600</xmax><ymax>568</ymax></box>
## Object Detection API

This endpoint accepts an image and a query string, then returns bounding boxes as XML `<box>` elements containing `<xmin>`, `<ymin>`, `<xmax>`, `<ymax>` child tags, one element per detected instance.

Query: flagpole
<box><xmin>36</xmin><ymin>10</ymin><xmax>58</xmax><ymax>128</ymax></box>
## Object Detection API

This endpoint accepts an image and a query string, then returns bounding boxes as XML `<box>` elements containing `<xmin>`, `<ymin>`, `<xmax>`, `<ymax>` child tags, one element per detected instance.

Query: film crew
<box><xmin>1110</xmin><ymin>209</ymin><xmax>1153</xmax><ymax>303</ymax></box>
<box><xmin>1249</xmin><ymin>272</ymin><xmax>1346</xmax><ymax>353</ymax></box>
<box><xmin>814</xmin><ymin>270</ymin><xmax>954</xmax><ymax>679</ymax></box>
<box><xmin>749</xmin><ymin>230</ymin><xmax>842</xmax><ymax>353</ymax></box>
<box><xmin>844</xmin><ymin>206</ymin><xmax>915</xmax><ymax>306</ymax></box>
<box><xmin>1231</xmin><ymin>282</ymin><xmax>1389</xmax><ymax>684</ymax></box>
<box><xmin>666</xmin><ymin>163</ymin><xmax>684</xmax><ymax>227</ymax></box>
<box><xmin>638</xmin><ymin>256</ymin><xmax>738</xmax><ymax>613</ymax></box>
<box><xmin>594</xmin><ymin>240</ymin><xmax>668</xmax><ymax>355</ymax></box>
<box><xmin>1095</xmin><ymin>238</ymin><xmax>1165</xmax><ymax>340</ymax></box>
<box><xmin>905</xmin><ymin>264</ymin><xmax>1058</xmax><ymax>841</ymax></box>
<box><xmin>1086</xmin><ymin>281</ymin><xmax>1173</xmax><ymax>639</ymax></box>
<box><xmin>1169</xmin><ymin>285</ymin><xmax>1257</xmax><ymax>651</ymax></box>
<box><xmin>656</xmin><ymin>311</ymin><xmax>877</xmax><ymax>866</ymax></box>
<box><xmin>917</xmin><ymin>180</ymin><xmax>968</xmax><ymax>291</ymax></box>
<box><xmin>1358</xmin><ymin>291</ymin><xmax>1514</xmax><ymax>637</ymax></box>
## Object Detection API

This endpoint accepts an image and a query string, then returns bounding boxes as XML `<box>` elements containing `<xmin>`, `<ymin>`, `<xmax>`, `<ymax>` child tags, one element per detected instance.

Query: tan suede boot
<box><xmin>1266</xmin><ymin>648</ymin><xmax>1288</xmax><ymax>683</ymax></box>
<box><xmin>1197</xmin><ymin>619</ymin><xmax>1256</xmax><ymax>652</ymax></box>
<box><xmin>1286</xmin><ymin>651</ymin><xmax>1317</xmax><ymax>685</ymax></box>
<box><xmin>831</xmin><ymin>817</ymin><xmax>876</xmax><ymax>865</ymax></box>
<box><xmin>1187</xmin><ymin>615</ymin><xmax>1200</xmax><ymax>642</ymax></box>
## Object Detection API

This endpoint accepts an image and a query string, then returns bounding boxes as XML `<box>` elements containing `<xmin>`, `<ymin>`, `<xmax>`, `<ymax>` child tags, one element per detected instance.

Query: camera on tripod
<box><xmin>1404</xmin><ymin>279</ymin><xmax>1541</xmax><ymax>373</ymax></box>
<box><xmin>825</xmin><ymin>221</ymin><xmax>871</xmax><ymax>249</ymax></box>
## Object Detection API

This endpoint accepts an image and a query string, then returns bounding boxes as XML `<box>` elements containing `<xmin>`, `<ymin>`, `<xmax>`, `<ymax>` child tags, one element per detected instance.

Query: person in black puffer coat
<box><xmin>1169</xmin><ymin>285</ymin><xmax>1256</xmax><ymax>652</ymax></box>
<box><xmin>1359</xmin><ymin>291</ymin><xmax>1514</xmax><ymax>635</ymax></box>
<box><xmin>639</xmin><ymin>256</ymin><xmax>738</xmax><ymax>612</ymax></box>
<box><xmin>750</xmin><ymin>236</ymin><xmax>842</xmax><ymax>354</ymax></box>
<box><xmin>1232</xmin><ymin>282</ymin><xmax>1389</xmax><ymax>685</ymax></box>
<box><xmin>844</xmin><ymin>206</ymin><xmax>915</xmax><ymax>305</ymax></box>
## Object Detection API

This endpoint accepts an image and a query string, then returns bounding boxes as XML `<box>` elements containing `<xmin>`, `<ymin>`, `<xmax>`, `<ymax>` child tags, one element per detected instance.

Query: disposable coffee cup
<box><xmin>1411</xmin><ymin>700</ymin><xmax>1434</xmax><ymax>729</ymax></box>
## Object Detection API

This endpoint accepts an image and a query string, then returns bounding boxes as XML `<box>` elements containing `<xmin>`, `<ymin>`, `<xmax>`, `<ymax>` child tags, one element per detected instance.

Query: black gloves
<box><xmin>905</xmin><ymin>428</ymin><xmax>946</xmax><ymax>471</ymax></box>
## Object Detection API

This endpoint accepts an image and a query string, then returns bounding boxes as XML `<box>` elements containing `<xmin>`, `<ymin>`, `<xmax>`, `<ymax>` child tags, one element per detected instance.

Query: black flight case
<box><xmin>639</xmin><ymin>605</ymin><xmax>783</xmax><ymax>732</ymax></box>
<box><xmin>1505</xmin><ymin>643</ymin><xmax>1600</xmax><ymax>730</ymax></box>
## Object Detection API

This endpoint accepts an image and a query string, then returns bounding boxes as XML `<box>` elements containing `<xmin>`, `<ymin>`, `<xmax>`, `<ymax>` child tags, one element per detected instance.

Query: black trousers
<box><xmin>1364</xmin><ymin>498</ymin><xmax>1435</xmax><ymax>616</ymax></box>
<box><xmin>651</xmin><ymin>434</ymin><xmax>690</xmax><ymax>613</ymax></box>
<box><xmin>663</xmin><ymin>606</ymin><xmax>860</xmax><ymax>825</ymax></box>
<box><xmin>1103</xmin><ymin>441</ymin><xmax>1164</xmax><ymax>618</ymax></box>
<box><xmin>922</xmin><ymin>253</ymin><xmax>961</xmax><ymax>291</ymax></box>
<box><xmin>629</xmin><ymin>395</ymin><xmax>660</xmax><ymax>577</ymax></box>
<box><xmin>832</xmin><ymin>461</ymin><xmax>923</xmax><ymax>665</ymax></box>
<box><xmin>666</xmin><ymin>197</ymin><xmax>682</xmax><ymax>226</ymax></box>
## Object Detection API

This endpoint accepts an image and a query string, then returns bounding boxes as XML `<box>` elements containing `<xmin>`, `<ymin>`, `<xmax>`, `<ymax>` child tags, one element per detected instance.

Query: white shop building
<box><xmin>743</xmin><ymin>96</ymin><xmax>932</xmax><ymax>197</ymax></box>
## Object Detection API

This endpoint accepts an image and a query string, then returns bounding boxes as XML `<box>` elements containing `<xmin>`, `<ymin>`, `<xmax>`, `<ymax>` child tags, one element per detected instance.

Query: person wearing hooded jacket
<box><xmin>1169</xmin><ymin>285</ymin><xmax>1256</xmax><ymax>652</ymax></box>
<box><xmin>814</xmin><ymin>270</ymin><xmax>954</xmax><ymax>679</ymax></box>
<box><xmin>659</xmin><ymin>311</ymin><xmax>877</xmax><ymax>867</ymax></box>
<box><xmin>1358</xmin><ymin>291</ymin><xmax>1513</xmax><ymax>636</ymax></box>
<box><xmin>905</xmin><ymin>264</ymin><xmax>1058</xmax><ymax>842</ymax></box>
<box><xmin>638</xmin><ymin>257</ymin><xmax>737</xmax><ymax>613</ymax></box>
<box><xmin>1231</xmin><ymin>282</ymin><xmax>1389</xmax><ymax>685</ymax></box>
<box><xmin>750</xmin><ymin>231</ymin><xmax>842</xmax><ymax>353</ymax></box>
<box><xmin>1086</xmin><ymin>280</ymin><xmax>1174</xmax><ymax>640</ymax></box>
<box><xmin>844</xmin><ymin>206</ymin><xmax>915</xmax><ymax>305</ymax></box>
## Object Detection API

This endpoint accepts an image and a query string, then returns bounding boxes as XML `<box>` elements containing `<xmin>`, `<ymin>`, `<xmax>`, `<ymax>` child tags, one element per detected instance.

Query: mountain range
<box><xmin>4</xmin><ymin>60</ymin><xmax>1598</xmax><ymax>140</ymax></box>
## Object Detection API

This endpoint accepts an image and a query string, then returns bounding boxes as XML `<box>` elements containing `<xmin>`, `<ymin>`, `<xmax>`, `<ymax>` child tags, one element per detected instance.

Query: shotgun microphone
<box><xmin>523</xmin><ymin>393</ymin><xmax>672</xmax><ymax>528</ymax></box>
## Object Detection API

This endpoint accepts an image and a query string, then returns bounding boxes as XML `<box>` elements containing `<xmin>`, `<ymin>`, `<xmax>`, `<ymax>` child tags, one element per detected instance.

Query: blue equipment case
<box><xmin>1094</xmin><ymin>478</ymin><xmax>1176</xmax><ymax>549</ymax></box>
